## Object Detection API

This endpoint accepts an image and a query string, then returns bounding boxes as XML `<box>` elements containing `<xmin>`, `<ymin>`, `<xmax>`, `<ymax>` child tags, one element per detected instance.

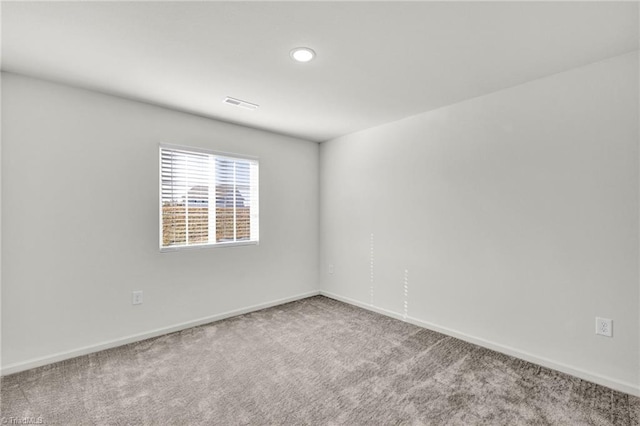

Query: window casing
<box><xmin>160</xmin><ymin>145</ymin><xmax>259</xmax><ymax>250</ymax></box>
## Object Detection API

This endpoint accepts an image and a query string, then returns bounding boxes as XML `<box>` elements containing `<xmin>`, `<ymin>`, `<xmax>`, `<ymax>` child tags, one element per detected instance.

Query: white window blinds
<box><xmin>160</xmin><ymin>145</ymin><xmax>259</xmax><ymax>250</ymax></box>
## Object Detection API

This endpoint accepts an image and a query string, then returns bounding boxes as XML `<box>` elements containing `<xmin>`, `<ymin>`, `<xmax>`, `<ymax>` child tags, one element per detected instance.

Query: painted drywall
<box><xmin>1</xmin><ymin>72</ymin><xmax>319</xmax><ymax>370</ymax></box>
<box><xmin>0</xmin><ymin>72</ymin><xmax>3</xmax><ymax>372</ymax></box>
<box><xmin>320</xmin><ymin>52</ymin><xmax>639</xmax><ymax>393</ymax></box>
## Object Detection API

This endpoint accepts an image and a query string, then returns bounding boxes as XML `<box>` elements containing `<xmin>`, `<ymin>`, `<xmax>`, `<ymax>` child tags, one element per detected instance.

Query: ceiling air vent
<box><xmin>223</xmin><ymin>97</ymin><xmax>259</xmax><ymax>110</ymax></box>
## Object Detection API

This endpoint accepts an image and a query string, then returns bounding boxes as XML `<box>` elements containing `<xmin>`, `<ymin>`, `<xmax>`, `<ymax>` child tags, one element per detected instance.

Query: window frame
<box><xmin>158</xmin><ymin>143</ymin><xmax>259</xmax><ymax>252</ymax></box>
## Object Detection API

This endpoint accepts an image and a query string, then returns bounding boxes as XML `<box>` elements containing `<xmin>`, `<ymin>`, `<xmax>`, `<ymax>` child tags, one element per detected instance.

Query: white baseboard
<box><xmin>1</xmin><ymin>290</ymin><xmax>320</xmax><ymax>376</ymax></box>
<box><xmin>320</xmin><ymin>290</ymin><xmax>640</xmax><ymax>397</ymax></box>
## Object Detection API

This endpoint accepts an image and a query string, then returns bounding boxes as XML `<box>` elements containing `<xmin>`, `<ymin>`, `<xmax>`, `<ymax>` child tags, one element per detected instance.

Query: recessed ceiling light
<box><xmin>290</xmin><ymin>47</ymin><xmax>315</xmax><ymax>63</ymax></box>
<box><xmin>223</xmin><ymin>97</ymin><xmax>259</xmax><ymax>110</ymax></box>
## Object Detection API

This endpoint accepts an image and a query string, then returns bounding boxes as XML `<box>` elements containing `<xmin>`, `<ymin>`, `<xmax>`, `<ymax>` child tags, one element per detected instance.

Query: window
<box><xmin>160</xmin><ymin>145</ymin><xmax>259</xmax><ymax>250</ymax></box>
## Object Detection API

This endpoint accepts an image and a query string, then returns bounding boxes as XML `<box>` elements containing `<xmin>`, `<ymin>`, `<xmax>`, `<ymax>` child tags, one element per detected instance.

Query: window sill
<box><xmin>160</xmin><ymin>240</ymin><xmax>259</xmax><ymax>252</ymax></box>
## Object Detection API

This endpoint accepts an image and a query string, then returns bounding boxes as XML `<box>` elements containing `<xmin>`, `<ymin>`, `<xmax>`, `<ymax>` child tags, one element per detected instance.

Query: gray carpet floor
<box><xmin>1</xmin><ymin>295</ymin><xmax>639</xmax><ymax>425</ymax></box>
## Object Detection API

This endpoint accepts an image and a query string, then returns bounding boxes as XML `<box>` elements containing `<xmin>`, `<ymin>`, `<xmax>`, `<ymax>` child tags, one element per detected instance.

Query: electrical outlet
<box><xmin>328</xmin><ymin>264</ymin><xmax>334</xmax><ymax>274</ymax></box>
<box><xmin>595</xmin><ymin>317</ymin><xmax>612</xmax><ymax>337</ymax></box>
<box><xmin>132</xmin><ymin>291</ymin><xmax>143</xmax><ymax>305</ymax></box>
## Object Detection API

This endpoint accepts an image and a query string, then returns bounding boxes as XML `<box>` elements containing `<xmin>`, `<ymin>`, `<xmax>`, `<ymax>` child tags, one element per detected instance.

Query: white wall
<box><xmin>1</xmin><ymin>72</ymin><xmax>319</xmax><ymax>370</ymax></box>
<box><xmin>320</xmin><ymin>52</ymin><xmax>639</xmax><ymax>394</ymax></box>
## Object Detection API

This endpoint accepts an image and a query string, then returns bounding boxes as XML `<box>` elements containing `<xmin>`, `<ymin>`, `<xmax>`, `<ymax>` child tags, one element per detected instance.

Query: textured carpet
<box><xmin>1</xmin><ymin>296</ymin><xmax>638</xmax><ymax>425</ymax></box>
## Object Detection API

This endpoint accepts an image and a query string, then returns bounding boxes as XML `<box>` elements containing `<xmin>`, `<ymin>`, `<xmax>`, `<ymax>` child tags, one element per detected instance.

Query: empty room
<box><xmin>1</xmin><ymin>1</ymin><xmax>639</xmax><ymax>425</ymax></box>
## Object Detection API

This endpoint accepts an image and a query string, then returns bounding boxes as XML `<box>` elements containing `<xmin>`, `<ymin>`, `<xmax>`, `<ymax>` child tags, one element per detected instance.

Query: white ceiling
<box><xmin>2</xmin><ymin>1</ymin><xmax>638</xmax><ymax>142</ymax></box>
